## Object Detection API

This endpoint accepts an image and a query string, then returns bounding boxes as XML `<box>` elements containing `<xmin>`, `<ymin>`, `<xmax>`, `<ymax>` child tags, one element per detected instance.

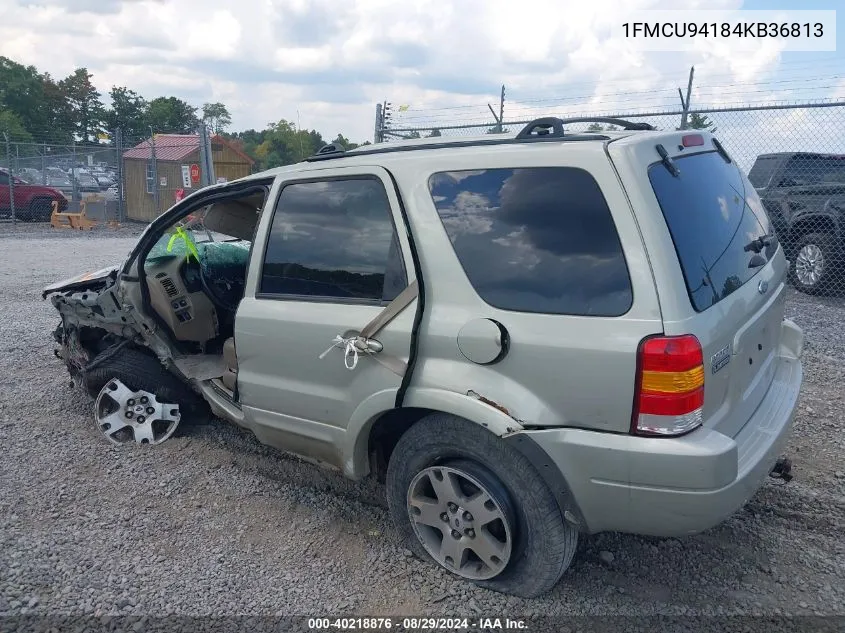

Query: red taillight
<box><xmin>640</xmin><ymin>335</ymin><xmax>702</xmax><ymax>372</ymax></box>
<box><xmin>632</xmin><ymin>334</ymin><xmax>705</xmax><ymax>436</ymax></box>
<box><xmin>682</xmin><ymin>134</ymin><xmax>704</xmax><ymax>147</ymax></box>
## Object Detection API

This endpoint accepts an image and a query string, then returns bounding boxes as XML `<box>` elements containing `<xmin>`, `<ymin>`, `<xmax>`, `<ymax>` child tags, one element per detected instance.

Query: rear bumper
<box><xmin>517</xmin><ymin>323</ymin><xmax>803</xmax><ymax>537</ymax></box>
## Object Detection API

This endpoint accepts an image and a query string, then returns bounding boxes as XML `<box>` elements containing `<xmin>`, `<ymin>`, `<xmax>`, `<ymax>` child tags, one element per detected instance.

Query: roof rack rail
<box><xmin>313</xmin><ymin>142</ymin><xmax>346</xmax><ymax>157</ymax></box>
<box><xmin>303</xmin><ymin>119</ymin><xmax>615</xmax><ymax>162</ymax></box>
<box><xmin>515</xmin><ymin>117</ymin><xmax>655</xmax><ymax>139</ymax></box>
<box><xmin>559</xmin><ymin>117</ymin><xmax>656</xmax><ymax>131</ymax></box>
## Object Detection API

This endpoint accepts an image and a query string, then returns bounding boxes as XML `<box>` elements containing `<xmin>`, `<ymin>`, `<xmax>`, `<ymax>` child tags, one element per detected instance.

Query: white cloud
<box><xmin>0</xmin><ymin>0</ymin><xmax>841</xmax><ymax>148</ymax></box>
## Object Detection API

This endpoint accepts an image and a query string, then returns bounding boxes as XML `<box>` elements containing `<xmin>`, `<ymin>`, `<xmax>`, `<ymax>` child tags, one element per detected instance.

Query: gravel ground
<box><xmin>0</xmin><ymin>225</ymin><xmax>843</xmax><ymax>622</ymax></box>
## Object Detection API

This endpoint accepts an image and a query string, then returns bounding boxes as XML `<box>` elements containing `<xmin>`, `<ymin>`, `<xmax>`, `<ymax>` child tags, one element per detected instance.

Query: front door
<box><xmin>234</xmin><ymin>166</ymin><xmax>418</xmax><ymax>469</ymax></box>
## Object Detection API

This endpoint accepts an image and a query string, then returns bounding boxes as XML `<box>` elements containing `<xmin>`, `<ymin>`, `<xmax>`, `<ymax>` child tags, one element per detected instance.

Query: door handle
<box><xmin>354</xmin><ymin>337</ymin><xmax>383</xmax><ymax>353</ymax></box>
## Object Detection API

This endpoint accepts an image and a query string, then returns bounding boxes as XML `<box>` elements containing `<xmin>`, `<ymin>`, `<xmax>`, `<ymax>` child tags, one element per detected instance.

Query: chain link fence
<box><xmin>381</xmin><ymin>101</ymin><xmax>845</xmax><ymax>298</ymax></box>
<box><xmin>1</xmin><ymin>137</ymin><xmax>122</xmax><ymax>223</ymax></box>
<box><xmin>1</xmin><ymin>124</ymin><xmax>233</xmax><ymax>226</ymax></box>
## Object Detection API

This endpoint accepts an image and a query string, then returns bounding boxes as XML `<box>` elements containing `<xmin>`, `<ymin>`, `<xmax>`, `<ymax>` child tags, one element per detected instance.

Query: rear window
<box><xmin>428</xmin><ymin>167</ymin><xmax>632</xmax><ymax>316</ymax></box>
<box><xmin>649</xmin><ymin>150</ymin><xmax>773</xmax><ymax>312</ymax></box>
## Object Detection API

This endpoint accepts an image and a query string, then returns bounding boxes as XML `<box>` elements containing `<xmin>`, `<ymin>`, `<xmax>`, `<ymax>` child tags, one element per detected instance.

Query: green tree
<box><xmin>59</xmin><ymin>68</ymin><xmax>104</xmax><ymax>142</ymax></box>
<box><xmin>587</xmin><ymin>122</ymin><xmax>604</xmax><ymax>132</ymax></box>
<box><xmin>683</xmin><ymin>112</ymin><xmax>717</xmax><ymax>133</ymax></box>
<box><xmin>252</xmin><ymin>119</ymin><xmax>325</xmax><ymax>169</ymax></box>
<box><xmin>202</xmin><ymin>102</ymin><xmax>232</xmax><ymax>134</ymax></box>
<box><xmin>146</xmin><ymin>96</ymin><xmax>199</xmax><ymax>134</ymax></box>
<box><xmin>0</xmin><ymin>109</ymin><xmax>32</xmax><ymax>142</ymax></box>
<box><xmin>103</xmin><ymin>86</ymin><xmax>147</xmax><ymax>139</ymax></box>
<box><xmin>427</xmin><ymin>128</ymin><xmax>442</xmax><ymax>137</ymax></box>
<box><xmin>0</xmin><ymin>57</ymin><xmax>73</xmax><ymax>141</ymax></box>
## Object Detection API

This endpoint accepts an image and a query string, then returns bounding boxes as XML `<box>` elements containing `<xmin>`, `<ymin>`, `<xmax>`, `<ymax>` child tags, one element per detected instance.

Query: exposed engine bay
<box><xmin>43</xmin><ymin>186</ymin><xmax>266</xmax><ymax>397</ymax></box>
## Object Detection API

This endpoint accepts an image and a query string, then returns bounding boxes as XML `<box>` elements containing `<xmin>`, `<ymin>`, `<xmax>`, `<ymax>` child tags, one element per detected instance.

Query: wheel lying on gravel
<box><xmin>386</xmin><ymin>413</ymin><xmax>578</xmax><ymax>598</ymax></box>
<box><xmin>84</xmin><ymin>347</ymin><xmax>207</xmax><ymax>444</ymax></box>
<box><xmin>95</xmin><ymin>378</ymin><xmax>181</xmax><ymax>445</ymax></box>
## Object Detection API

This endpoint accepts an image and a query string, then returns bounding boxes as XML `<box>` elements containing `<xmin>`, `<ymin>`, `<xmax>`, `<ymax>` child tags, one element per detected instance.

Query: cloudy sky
<box><xmin>1</xmin><ymin>0</ymin><xmax>842</xmax><ymax>144</ymax></box>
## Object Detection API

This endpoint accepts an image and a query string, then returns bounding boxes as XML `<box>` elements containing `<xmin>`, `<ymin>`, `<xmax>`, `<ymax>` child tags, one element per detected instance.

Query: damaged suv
<box><xmin>44</xmin><ymin>117</ymin><xmax>804</xmax><ymax>598</ymax></box>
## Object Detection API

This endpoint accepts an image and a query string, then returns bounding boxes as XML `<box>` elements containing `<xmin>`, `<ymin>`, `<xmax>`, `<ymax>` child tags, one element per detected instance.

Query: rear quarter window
<box><xmin>428</xmin><ymin>167</ymin><xmax>632</xmax><ymax>316</ymax></box>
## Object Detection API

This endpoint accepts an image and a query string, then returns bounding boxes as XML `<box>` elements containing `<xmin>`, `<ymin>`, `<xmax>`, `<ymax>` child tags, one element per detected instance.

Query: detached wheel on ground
<box><xmin>386</xmin><ymin>413</ymin><xmax>578</xmax><ymax>598</ymax></box>
<box><xmin>789</xmin><ymin>232</ymin><xmax>838</xmax><ymax>295</ymax></box>
<box><xmin>84</xmin><ymin>347</ymin><xmax>207</xmax><ymax>444</ymax></box>
<box><xmin>95</xmin><ymin>378</ymin><xmax>181</xmax><ymax>445</ymax></box>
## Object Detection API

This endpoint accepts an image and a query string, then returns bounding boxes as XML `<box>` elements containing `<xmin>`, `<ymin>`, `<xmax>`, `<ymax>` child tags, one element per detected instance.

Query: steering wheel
<box><xmin>196</xmin><ymin>245</ymin><xmax>245</xmax><ymax>314</ymax></box>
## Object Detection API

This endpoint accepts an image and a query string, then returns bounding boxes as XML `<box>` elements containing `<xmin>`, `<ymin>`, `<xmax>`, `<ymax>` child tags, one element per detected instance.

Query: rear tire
<box><xmin>789</xmin><ymin>232</ymin><xmax>838</xmax><ymax>295</ymax></box>
<box><xmin>386</xmin><ymin>413</ymin><xmax>578</xmax><ymax>598</ymax></box>
<box><xmin>84</xmin><ymin>347</ymin><xmax>208</xmax><ymax>421</ymax></box>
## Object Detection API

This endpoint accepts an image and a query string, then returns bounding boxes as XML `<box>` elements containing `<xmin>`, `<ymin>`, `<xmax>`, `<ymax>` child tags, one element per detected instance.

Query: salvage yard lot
<box><xmin>1</xmin><ymin>224</ymin><xmax>844</xmax><ymax>617</ymax></box>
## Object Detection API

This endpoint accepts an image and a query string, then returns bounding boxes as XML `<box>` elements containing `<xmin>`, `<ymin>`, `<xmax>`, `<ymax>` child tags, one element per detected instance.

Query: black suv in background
<box><xmin>749</xmin><ymin>152</ymin><xmax>845</xmax><ymax>294</ymax></box>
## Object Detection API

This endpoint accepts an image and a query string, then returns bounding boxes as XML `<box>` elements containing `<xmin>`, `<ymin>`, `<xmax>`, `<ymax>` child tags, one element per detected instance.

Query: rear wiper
<box><xmin>743</xmin><ymin>233</ymin><xmax>777</xmax><ymax>253</ymax></box>
<box><xmin>655</xmin><ymin>144</ymin><xmax>680</xmax><ymax>177</ymax></box>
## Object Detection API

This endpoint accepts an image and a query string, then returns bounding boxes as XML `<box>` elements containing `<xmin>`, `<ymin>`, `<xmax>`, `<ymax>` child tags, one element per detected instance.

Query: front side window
<box><xmin>260</xmin><ymin>177</ymin><xmax>406</xmax><ymax>302</ymax></box>
<box><xmin>428</xmin><ymin>167</ymin><xmax>633</xmax><ymax>316</ymax></box>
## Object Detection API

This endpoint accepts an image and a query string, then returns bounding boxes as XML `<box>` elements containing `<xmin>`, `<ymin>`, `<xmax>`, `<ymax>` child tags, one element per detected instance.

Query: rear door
<box><xmin>610</xmin><ymin>134</ymin><xmax>786</xmax><ymax>439</ymax></box>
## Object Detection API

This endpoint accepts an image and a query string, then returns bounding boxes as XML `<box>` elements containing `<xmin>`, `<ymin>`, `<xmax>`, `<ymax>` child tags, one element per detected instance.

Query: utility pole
<box><xmin>115</xmin><ymin>128</ymin><xmax>124</xmax><ymax>223</ymax></box>
<box><xmin>71</xmin><ymin>140</ymin><xmax>79</xmax><ymax>203</ymax></box>
<box><xmin>499</xmin><ymin>84</ymin><xmax>505</xmax><ymax>132</ymax></box>
<box><xmin>296</xmin><ymin>110</ymin><xmax>305</xmax><ymax>159</ymax></box>
<box><xmin>374</xmin><ymin>103</ymin><xmax>383</xmax><ymax>143</ymax></box>
<box><xmin>42</xmin><ymin>142</ymin><xmax>47</xmax><ymax>184</ymax></box>
<box><xmin>678</xmin><ymin>66</ymin><xmax>695</xmax><ymax>130</ymax></box>
<box><xmin>149</xmin><ymin>127</ymin><xmax>160</xmax><ymax>214</ymax></box>
<box><xmin>3</xmin><ymin>132</ymin><xmax>16</xmax><ymax>225</ymax></box>
<box><xmin>205</xmin><ymin>123</ymin><xmax>216</xmax><ymax>185</ymax></box>
<box><xmin>197</xmin><ymin>121</ymin><xmax>216</xmax><ymax>188</ymax></box>
<box><xmin>487</xmin><ymin>85</ymin><xmax>507</xmax><ymax>133</ymax></box>
<box><xmin>382</xmin><ymin>101</ymin><xmax>393</xmax><ymax>141</ymax></box>
<box><xmin>198</xmin><ymin>122</ymin><xmax>208</xmax><ymax>187</ymax></box>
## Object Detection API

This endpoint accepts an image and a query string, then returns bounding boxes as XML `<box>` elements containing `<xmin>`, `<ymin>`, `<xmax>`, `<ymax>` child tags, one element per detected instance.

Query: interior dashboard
<box><xmin>145</xmin><ymin>255</ymin><xmax>219</xmax><ymax>343</ymax></box>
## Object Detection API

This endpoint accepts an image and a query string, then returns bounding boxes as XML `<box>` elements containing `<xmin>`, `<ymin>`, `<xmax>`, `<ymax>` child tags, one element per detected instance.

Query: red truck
<box><xmin>0</xmin><ymin>168</ymin><xmax>69</xmax><ymax>222</ymax></box>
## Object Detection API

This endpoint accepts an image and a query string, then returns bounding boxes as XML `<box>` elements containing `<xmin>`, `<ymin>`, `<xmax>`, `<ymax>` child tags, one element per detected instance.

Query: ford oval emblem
<box><xmin>758</xmin><ymin>280</ymin><xmax>769</xmax><ymax>294</ymax></box>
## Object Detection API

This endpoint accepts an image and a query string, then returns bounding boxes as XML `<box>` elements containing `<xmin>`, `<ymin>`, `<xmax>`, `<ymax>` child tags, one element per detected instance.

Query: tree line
<box><xmin>0</xmin><ymin>56</ymin><xmax>368</xmax><ymax>171</ymax></box>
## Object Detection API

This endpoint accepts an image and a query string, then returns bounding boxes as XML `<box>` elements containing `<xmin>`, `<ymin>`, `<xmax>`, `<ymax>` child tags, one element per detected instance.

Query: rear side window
<box><xmin>428</xmin><ymin>167</ymin><xmax>632</xmax><ymax>316</ymax></box>
<box><xmin>260</xmin><ymin>177</ymin><xmax>407</xmax><ymax>302</ymax></box>
<box><xmin>648</xmin><ymin>150</ymin><xmax>772</xmax><ymax>312</ymax></box>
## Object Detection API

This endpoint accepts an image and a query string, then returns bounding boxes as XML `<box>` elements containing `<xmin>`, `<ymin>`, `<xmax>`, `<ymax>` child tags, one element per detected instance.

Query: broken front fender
<box><xmin>42</xmin><ymin>264</ymin><xmax>122</xmax><ymax>299</ymax></box>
